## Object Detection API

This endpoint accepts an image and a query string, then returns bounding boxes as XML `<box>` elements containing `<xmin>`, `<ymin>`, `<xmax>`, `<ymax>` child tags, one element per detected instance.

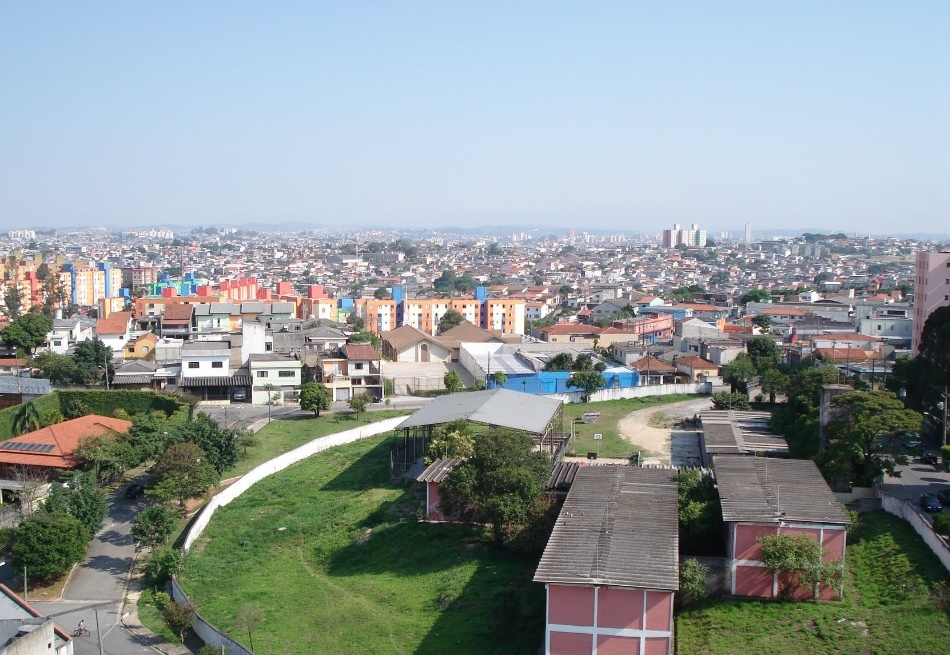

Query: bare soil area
<box><xmin>617</xmin><ymin>397</ymin><xmax>711</xmax><ymax>463</ymax></box>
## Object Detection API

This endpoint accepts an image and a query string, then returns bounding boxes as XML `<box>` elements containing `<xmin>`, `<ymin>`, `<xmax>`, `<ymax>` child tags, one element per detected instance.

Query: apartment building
<box><xmin>913</xmin><ymin>251</ymin><xmax>950</xmax><ymax>355</ymax></box>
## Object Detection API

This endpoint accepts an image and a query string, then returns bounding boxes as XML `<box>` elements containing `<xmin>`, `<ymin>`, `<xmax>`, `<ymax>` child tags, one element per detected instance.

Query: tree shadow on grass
<box><xmin>319</xmin><ymin>435</ymin><xmax>403</xmax><ymax>492</ymax></box>
<box><xmin>326</xmin><ymin>520</ymin><xmax>544</xmax><ymax>655</ymax></box>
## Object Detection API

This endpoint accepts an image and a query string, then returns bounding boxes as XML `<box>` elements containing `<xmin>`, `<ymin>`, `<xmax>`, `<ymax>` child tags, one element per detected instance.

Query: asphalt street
<box><xmin>882</xmin><ymin>451</ymin><xmax>950</xmax><ymax>524</ymax></box>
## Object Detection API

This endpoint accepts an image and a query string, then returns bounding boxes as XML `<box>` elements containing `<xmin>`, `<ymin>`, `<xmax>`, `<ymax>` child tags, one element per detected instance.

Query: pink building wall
<box><xmin>544</xmin><ymin>584</ymin><xmax>673</xmax><ymax>655</ymax></box>
<box><xmin>425</xmin><ymin>481</ymin><xmax>448</xmax><ymax>521</ymax></box>
<box><xmin>913</xmin><ymin>251</ymin><xmax>950</xmax><ymax>355</ymax></box>
<box><xmin>730</xmin><ymin>523</ymin><xmax>846</xmax><ymax>599</ymax></box>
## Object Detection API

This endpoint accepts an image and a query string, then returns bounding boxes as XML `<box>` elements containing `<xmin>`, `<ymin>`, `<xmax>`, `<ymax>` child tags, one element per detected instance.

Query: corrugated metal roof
<box><xmin>396</xmin><ymin>388</ymin><xmax>562</xmax><ymax>435</ymax></box>
<box><xmin>179</xmin><ymin>375</ymin><xmax>251</xmax><ymax>387</ymax></box>
<box><xmin>112</xmin><ymin>374</ymin><xmax>154</xmax><ymax>385</ymax></box>
<box><xmin>700</xmin><ymin>411</ymin><xmax>788</xmax><ymax>457</ymax></box>
<box><xmin>416</xmin><ymin>458</ymin><xmax>463</xmax><ymax>483</ymax></box>
<box><xmin>546</xmin><ymin>461</ymin><xmax>580</xmax><ymax>492</ymax></box>
<box><xmin>714</xmin><ymin>455</ymin><xmax>850</xmax><ymax>525</ymax></box>
<box><xmin>534</xmin><ymin>467</ymin><xmax>679</xmax><ymax>590</ymax></box>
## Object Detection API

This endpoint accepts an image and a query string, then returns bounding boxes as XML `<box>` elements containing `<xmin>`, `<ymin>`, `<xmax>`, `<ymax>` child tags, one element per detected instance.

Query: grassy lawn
<box><xmin>676</xmin><ymin>511</ymin><xmax>950</xmax><ymax>655</ymax></box>
<box><xmin>564</xmin><ymin>394</ymin><xmax>703</xmax><ymax>459</ymax></box>
<box><xmin>230</xmin><ymin>409</ymin><xmax>411</xmax><ymax>476</ymax></box>
<box><xmin>179</xmin><ymin>434</ymin><xmax>543</xmax><ymax>655</ymax></box>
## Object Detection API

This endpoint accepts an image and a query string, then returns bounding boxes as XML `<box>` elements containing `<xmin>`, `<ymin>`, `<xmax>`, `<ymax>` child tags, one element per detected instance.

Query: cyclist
<box><xmin>77</xmin><ymin>620</ymin><xmax>86</xmax><ymax>635</ymax></box>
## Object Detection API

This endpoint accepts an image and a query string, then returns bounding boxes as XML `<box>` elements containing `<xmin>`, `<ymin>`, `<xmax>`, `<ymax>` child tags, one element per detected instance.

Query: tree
<box><xmin>1</xmin><ymin>314</ymin><xmax>53</xmax><ymax>355</ymax></box>
<box><xmin>677</xmin><ymin>469</ymin><xmax>723</xmax><ymax>555</ymax></box>
<box><xmin>770</xmin><ymin>367</ymin><xmax>841</xmax><ymax>458</ymax></box>
<box><xmin>42</xmin><ymin>471</ymin><xmax>107</xmax><ymax>536</ymax></box>
<box><xmin>261</xmin><ymin>383</ymin><xmax>279</xmax><ymax>422</ymax></box>
<box><xmin>918</xmin><ymin>305</ymin><xmax>950</xmax><ymax>384</ymax></box>
<box><xmin>678</xmin><ymin>558</ymin><xmax>710</xmax><ymax>607</ymax></box>
<box><xmin>131</xmin><ymin>504</ymin><xmax>176</xmax><ymax>550</ymax></box>
<box><xmin>11</xmin><ymin>401</ymin><xmax>42</xmax><ymax>436</ymax></box>
<box><xmin>148</xmin><ymin>443</ymin><xmax>219</xmax><ymax>512</ymax></box>
<box><xmin>178</xmin><ymin>413</ymin><xmax>240</xmax><ymax>474</ymax></box>
<box><xmin>722</xmin><ymin>353</ymin><xmax>756</xmax><ymax>395</ymax></box>
<box><xmin>573</xmin><ymin>353</ymin><xmax>595</xmax><ymax>371</ymax></box>
<box><xmin>740</xmin><ymin>289</ymin><xmax>771</xmax><ymax>305</ymax></box>
<box><xmin>3</xmin><ymin>285</ymin><xmax>23</xmax><ymax>319</ymax></box>
<box><xmin>760</xmin><ymin>368</ymin><xmax>790</xmax><ymax>404</ymax></box>
<box><xmin>439</xmin><ymin>429</ymin><xmax>551</xmax><ymax>544</ymax></box>
<box><xmin>757</xmin><ymin>533</ymin><xmax>842</xmax><ymax>599</ymax></box>
<box><xmin>443</xmin><ymin>370</ymin><xmax>463</xmax><ymax>393</ymax></box>
<box><xmin>12</xmin><ymin>512</ymin><xmax>89</xmax><ymax>581</ymax></box>
<box><xmin>746</xmin><ymin>337</ymin><xmax>782</xmax><ymax>374</ymax></box>
<box><xmin>425</xmin><ymin>419</ymin><xmax>475</xmax><ymax>463</ymax></box>
<box><xmin>72</xmin><ymin>339</ymin><xmax>113</xmax><ymax>385</ymax></box>
<box><xmin>817</xmin><ymin>391</ymin><xmax>923</xmax><ymax>486</ymax></box>
<box><xmin>347</xmin><ymin>392</ymin><xmax>372</xmax><ymax>418</ymax></box>
<box><xmin>373</xmin><ymin>287</ymin><xmax>390</xmax><ymax>300</ymax></box>
<box><xmin>345</xmin><ymin>313</ymin><xmax>366</xmax><ymax>332</ymax></box>
<box><xmin>751</xmin><ymin>314</ymin><xmax>772</xmax><ymax>330</ymax></box>
<box><xmin>161</xmin><ymin>599</ymin><xmax>194</xmax><ymax>643</ymax></box>
<box><xmin>299</xmin><ymin>382</ymin><xmax>332</xmax><ymax>417</ymax></box>
<box><xmin>437</xmin><ymin>309</ymin><xmax>465</xmax><ymax>335</ymax></box>
<box><xmin>711</xmin><ymin>392</ymin><xmax>752</xmax><ymax>411</ymax></box>
<box><xmin>29</xmin><ymin>351</ymin><xmax>77</xmax><ymax>383</ymax></box>
<box><xmin>567</xmin><ymin>370</ymin><xmax>606</xmax><ymax>402</ymax></box>
<box><xmin>236</xmin><ymin>605</ymin><xmax>265</xmax><ymax>652</ymax></box>
<box><xmin>545</xmin><ymin>352</ymin><xmax>575</xmax><ymax>372</ymax></box>
<box><xmin>76</xmin><ymin>434</ymin><xmax>138</xmax><ymax>482</ymax></box>
<box><xmin>491</xmin><ymin>371</ymin><xmax>507</xmax><ymax>388</ymax></box>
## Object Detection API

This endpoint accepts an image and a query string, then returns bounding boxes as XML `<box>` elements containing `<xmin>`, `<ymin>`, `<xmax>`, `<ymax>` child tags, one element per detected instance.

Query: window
<box><xmin>279</xmin><ymin>370</ymin><xmax>295</xmax><ymax>378</ymax></box>
<box><xmin>212</xmin><ymin>361</ymin><xmax>223</xmax><ymax>369</ymax></box>
<box><xmin>257</xmin><ymin>371</ymin><xmax>268</xmax><ymax>378</ymax></box>
<box><xmin>53</xmin><ymin>340</ymin><xmax>62</xmax><ymax>347</ymax></box>
<box><xmin>188</xmin><ymin>362</ymin><xmax>199</xmax><ymax>369</ymax></box>
<box><xmin>265</xmin><ymin>343</ymin><xmax>273</xmax><ymax>352</ymax></box>
<box><xmin>354</xmin><ymin>363</ymin><xmax>364</xmax><ymax>370</ymax></box>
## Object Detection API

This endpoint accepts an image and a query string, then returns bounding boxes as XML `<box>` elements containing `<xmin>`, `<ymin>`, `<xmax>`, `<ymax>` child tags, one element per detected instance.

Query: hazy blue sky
<box><xmin>2</xmin><ymin>2</ymin><xmax>948</xmax><ymax>234</ymax></box>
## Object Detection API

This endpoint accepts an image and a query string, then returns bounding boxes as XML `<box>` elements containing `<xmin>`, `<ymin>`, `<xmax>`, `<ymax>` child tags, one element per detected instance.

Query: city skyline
<box><xmin>2</xmin><ymin>2</ymin><xmax>948</xmax><ymax>233</ymax></box>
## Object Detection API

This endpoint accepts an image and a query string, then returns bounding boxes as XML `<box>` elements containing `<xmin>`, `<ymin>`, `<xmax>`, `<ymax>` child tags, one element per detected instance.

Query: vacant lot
<box><xmin>676</xmin><ymin>511</ymin><xmax>950</xmax><ymax>655</ymax></box>
<box><xmin>565</xmin><ymin>394</ymin><xmax>702</xmax><ymax>459</ymax></box>
<box><xmin>180</xmin><ymin>434</ymin><xmax>542</xmax><ymax>655</ymax></box>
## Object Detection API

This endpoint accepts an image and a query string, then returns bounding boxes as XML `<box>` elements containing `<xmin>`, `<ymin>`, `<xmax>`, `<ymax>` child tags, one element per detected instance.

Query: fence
<box><xmin>548</xmin><ymin>382</ymin><xmax>712</xmax><ymax>404</ymax></box>
<box><xmin>174</xmin><ymin>415</ymin><xmax>406</xmax><ymax>652</ymax></box>
<box><xmin>879</xmin><ymin>490</ymin><xmax>950</xmax><ymax>572</ymax></box>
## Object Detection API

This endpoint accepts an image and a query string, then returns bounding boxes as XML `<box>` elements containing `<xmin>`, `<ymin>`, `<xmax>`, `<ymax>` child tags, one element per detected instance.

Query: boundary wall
<box><xmin>547</xmin><ymin>382</ymin><xmax>712</xmax><ymax>404</ymax></box>
<box><xmin>172</xmin><ymin>416</ymin><xmax>406</xmax><ymax>653</ymax></box>
<box><xmin>879</xmin><ymin>490</ymin><xmax>950</xmax><ymax>572</ymax></box>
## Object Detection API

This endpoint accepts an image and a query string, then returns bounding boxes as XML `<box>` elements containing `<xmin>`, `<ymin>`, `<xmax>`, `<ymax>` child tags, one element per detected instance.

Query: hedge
<box><xmin>0</xmin><ymin>390</ymin><xmax>194</xmax><ymax>440</ymax></box>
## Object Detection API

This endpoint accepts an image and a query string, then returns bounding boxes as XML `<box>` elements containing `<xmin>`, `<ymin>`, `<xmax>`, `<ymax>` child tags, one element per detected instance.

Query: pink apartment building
<box><xmin>913</xmin><ymin>251</ymin><xmax>950</xmax><ymax>355</ymax></box>
<box><xmin>714</xmin><ymin>455</ymin><xmax>849</xmax><ymax>600</ymax></box>
<box><xmin>534</xmin><ymin>467</ymin><xmax>679</xmax><ymax>655</ymax></box>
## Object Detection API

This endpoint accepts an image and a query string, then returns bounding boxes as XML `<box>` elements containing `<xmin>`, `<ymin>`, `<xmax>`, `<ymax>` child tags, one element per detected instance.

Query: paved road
<box><xmin>27</xmin><ymin>477</ymin><xmax>155</xmax><ymax>655</ymax></box>
<box><xmin>882</xmin><ymin>452</ymin><xmax>950</xmax><ymax>523</ymax></box>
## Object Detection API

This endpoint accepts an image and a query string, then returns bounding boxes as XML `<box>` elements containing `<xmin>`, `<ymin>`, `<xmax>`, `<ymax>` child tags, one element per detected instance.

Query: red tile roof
<box><xmin>96</xmin><ymin>311</ymin><xmax>133</xmax><ymax>336</ymax></box>
<box><xmin>342</xmin><ymin>344</ymin><xmax>381</xmax><ymax>361</ymax></box>
<box><xmin>0</xmin><ymin>415</ymin><xmax>132</xmax><ymax>469</ymax></box>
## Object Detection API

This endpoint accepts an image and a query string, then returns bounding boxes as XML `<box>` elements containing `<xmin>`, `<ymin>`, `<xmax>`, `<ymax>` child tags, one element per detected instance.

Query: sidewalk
<box><xmin>121</xmin><ymin>554</ymin><xmax>191</xmax><ymax>655</ymax></box>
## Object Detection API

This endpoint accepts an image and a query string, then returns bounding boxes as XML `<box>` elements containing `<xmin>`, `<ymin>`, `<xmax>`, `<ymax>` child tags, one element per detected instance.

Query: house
<box><xmin>534</xmin><ymin>467</ymin><xmax>679</xmax><ymax>655</ymax></box>
<box><xmin>380</xmin><ymin>325</ymin><xmax>453</xmax><ymax>363</ymax></box>
<box><xmin>248</xmin><ymin>353</ymin><xmax>302</xmax><ymax>405</ymax></box>
<box><xmin>124</xmin><ymin>332</ymin><xmax>158</xmax><ymax>360</ymax></box>
<box><xmin>45</xmin><ymin>317</ymin><xmax>94</xmax><ymax>355</ymax></box>
<box><xmin>158</xmin><ymin>303</ymin><xmax>194</xmax><ymax>340</ymax></box>
<box><xmin>94</xmin><ymin>311</ymin><xmax>133</xmax><ymax>354</ymax></box>
<box><xmin>673</xmin><ymin>355</ymin><xmax>719</xmax><ymax>382</ymax></box>
<box><xmin>0</xmin><ymin>415</ymin><xmax>132</xmax><ymax>478</ymax></box>
<box><xmin>714</xmin><ymin>455</ymin><xmax>849</xmax><ymax>600</ymax></box>
<box><xmin>0</xmin><ymin>358</ymin><xmax>27</xmax><ymax>377</ymax></box>
<box><xmin>0</xmin><ymin>583</ymin><xmax>73</xmax><ymax>655</ymax></box>
<box><xmin>111</xmin><ymin>360</ymin><xmax>159</xmax><ymax>390</ymax></box>
<box><xmin>628</xmin><ymin>356</ymin><xmax>678</xmax><ymax>386</ymax></box>
<box><xmin>178</xmin><ymin>340</ymin><xmax>250</xmax><ymax>402</ymax></box>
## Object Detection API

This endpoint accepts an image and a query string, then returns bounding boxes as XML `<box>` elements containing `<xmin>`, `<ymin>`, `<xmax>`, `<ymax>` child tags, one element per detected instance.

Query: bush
<box><xmin>142</xmin><ymin>547</ymin><xmax>186</xmax><ymax>589</ymax></box>
<box><xmin>161</xmin><ymin>599</ymin><xmax>194</xmax><ymax>643</ymax></box>
<box><xmin>933</xmin><ymin>513</ymin><xmax>950</xmax><ymax>537</ymax></box>
<box><xmin>711</xmin><ymin>392</ymin><xmax>751</xmax><ymax>411</ymax></box>
<box><xmin>941</xmin><ymin>444</ymin><xmax>950</xmax><ymax>464</ymax></box>
<box><xmin>679</xmin><ymin>558</ymin><xmax>709</xmax><ymax>606</ymax></box>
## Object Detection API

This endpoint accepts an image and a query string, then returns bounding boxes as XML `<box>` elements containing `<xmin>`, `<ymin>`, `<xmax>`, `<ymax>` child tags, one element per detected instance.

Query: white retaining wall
<box><xmin>171</xmin><ymin>576</ymin><xmax>254</xmax><ymax>655</ymax></box>
<box><xmin>879</xmin><ymin>491</ymin><xmax>950</xmax><ymax>572</ymax></box>
<box><xmin>547</xmin><ymin>382</ymin><xmax>712</xmax><ymax>404</ymax></box>
<box><xmin>183</xmin><ymin>416</ymin><xmax>406</xmax><ymax>551</ymax></box>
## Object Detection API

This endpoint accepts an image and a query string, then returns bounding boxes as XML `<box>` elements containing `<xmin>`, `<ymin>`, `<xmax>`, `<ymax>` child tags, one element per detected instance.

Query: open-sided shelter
<box><xmin>392</xmin><ymin>388</ymin><xmax>564</xmax><ymax>477</ymax></box>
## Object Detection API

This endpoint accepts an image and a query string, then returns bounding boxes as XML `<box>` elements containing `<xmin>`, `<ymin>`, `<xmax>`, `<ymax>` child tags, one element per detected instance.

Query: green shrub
<box><xmin>933</xmin><ymin>513</ymin><xmax>950</xmax><ymax>537</ymax></box>
<box><xmin>142</xmin><ymin>547</ymin><xmax>186</xmax><ymax>589</ymax></box>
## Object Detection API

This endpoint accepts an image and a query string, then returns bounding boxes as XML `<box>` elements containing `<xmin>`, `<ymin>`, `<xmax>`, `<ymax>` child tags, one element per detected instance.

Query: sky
<box><xmin>1</xmin><ymin>2</ymin><xmax>948</xmax><ymax>235</ymax></box>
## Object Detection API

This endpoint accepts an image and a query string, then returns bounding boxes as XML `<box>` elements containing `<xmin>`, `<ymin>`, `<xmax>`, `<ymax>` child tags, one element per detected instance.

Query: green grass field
<box><xmin>229</xmin><ymin>409</ymin><xmax>411</xmax><ymax>476</ymax></box>
<box><xmin>676</xmin><ymin>511</ymin><xmax>950</xmax><ymax>655</ymax></box>
<box><xmin>564</xmin><ymin>394</ymin><xmax>703</xmax><ymax>458</ymax></box>
<box><xmin>179</xmin><ymin>433</ymin><xmax>543</xmax><ymax>655</ymax></box>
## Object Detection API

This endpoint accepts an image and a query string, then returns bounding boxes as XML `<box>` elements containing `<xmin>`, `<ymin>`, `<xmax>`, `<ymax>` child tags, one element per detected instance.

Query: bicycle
<box><xmin>73</xmin><ymin>628</ymin><xmax>91</xmax><ymax>637</ymax></box>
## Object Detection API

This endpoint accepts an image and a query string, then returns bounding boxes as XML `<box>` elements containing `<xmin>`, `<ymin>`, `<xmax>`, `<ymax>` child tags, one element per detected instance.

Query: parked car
<box><xmin>125</xmin><ymin>483</ymin><xmax>145</xmax><ymax>499</ymax></box>
<box><xmin>902</xmin><ymin>432</ymin><xmax>922</xmax><ymax>448</ymax></box>
<box><xmin>921</xmin><ymin>453</ymin><xmax>940</xmax><ymax>465</ymax></box>
<box><xmin>919</xmin><ymin>493</ymin><xmax>941</xmax><ymax>513</ymax></box>
<box><xmin>937</xmin><ymin>488</ymin><xmax>950</xmax><ymax>506</ymax></box>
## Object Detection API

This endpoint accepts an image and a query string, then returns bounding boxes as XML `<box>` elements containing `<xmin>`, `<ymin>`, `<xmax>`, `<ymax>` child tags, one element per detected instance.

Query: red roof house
<box><xmin>0</xmin><ymin>415</ymin><xmax>132</xmax><ymax>472</ymax></box>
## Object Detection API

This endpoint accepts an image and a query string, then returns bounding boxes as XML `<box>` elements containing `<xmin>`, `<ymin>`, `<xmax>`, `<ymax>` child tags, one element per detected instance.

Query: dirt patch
<box><xmin>617</xmin><ymin>397</ymin><xmax>712</xmax><ymax>461</ymax></box>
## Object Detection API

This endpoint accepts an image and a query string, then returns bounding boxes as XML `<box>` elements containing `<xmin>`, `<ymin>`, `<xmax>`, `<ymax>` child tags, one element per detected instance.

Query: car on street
<box><xmin>124</xmin><ymin>483</ymin><xmax>145</xmax><ymax>499</ymax></box>
<box><xmin>920</xmin><ymin>493</ymin><xmax>942</xmax><ymax>512</ymax></box>
<box><xmin>921</xmin><ymin>453</ymin><xmax>940</xmax><ymax>465</ymax></box>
